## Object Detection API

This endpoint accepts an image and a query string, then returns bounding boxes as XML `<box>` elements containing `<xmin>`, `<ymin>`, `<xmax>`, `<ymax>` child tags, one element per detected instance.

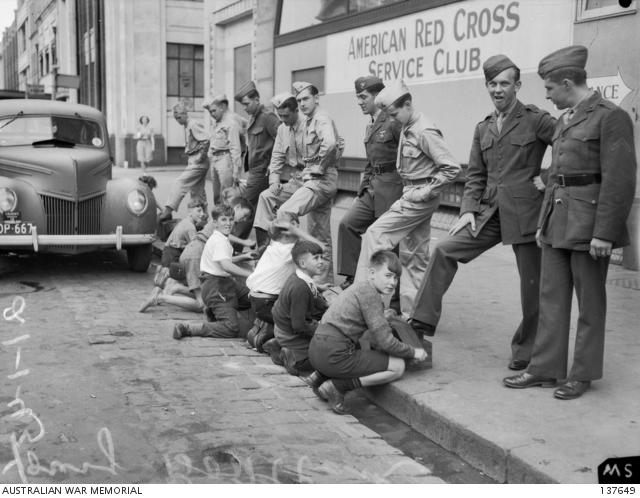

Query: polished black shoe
<box><xmin>281</xmin><ymin>347</ymin><xmax>299</xmax><ymax>376</ymax></box>
<box><xmin>262</xmin><ymin>338</ymin><xmax>283</xmax><ymax>366</ymax></box>
<box><xmin>503</xmin><ymin>372</ymin><xmax>556</xmax><ymax>389</ymax></box>
<box><xmin>409</xmin><ymin>319</ymin><xmax>436</xmax><ymax>338</ymax></box>
<box><xmin>508</xmin><ymin>359</ymin><xmax>529</xmax><ymax>371</ymax></box>
<box><xmin>318</xmin><ymin>380</ymin><xmax>348</xmax><ymax>415</ymax></box>
<box><xmin>554</xmin><ymin>380</ymin><xmax>591</xmax><ymax>400</ymax></box>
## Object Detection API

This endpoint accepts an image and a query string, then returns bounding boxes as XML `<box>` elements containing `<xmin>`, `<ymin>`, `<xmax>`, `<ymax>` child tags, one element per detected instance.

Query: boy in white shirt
<box><xmin>173</xmin><ymin>205</ymin><xmax>255</xmax><ymax>340</ymax></box>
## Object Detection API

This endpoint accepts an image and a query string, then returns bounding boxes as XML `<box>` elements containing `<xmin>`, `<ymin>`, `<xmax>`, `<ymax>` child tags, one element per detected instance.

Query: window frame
<box><xmin>166</xmin><ymin>42</ymin><xmax>205</xmax><ymax>99</ymax></box>
<box><xmin>575</xmin><ymin>0</ymin><xmax>636</xmax><ymax>22</ymax></box>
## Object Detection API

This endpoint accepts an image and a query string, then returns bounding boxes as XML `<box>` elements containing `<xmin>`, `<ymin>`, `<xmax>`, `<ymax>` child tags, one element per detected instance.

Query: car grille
<box><xmin>40</xmin><ymin>194</ymin><xmax>105</xmax><ymax>235</ymax></box>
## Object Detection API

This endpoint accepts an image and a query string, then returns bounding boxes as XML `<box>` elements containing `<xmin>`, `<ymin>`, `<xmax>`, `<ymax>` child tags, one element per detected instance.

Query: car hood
<box><xmin>0</xmin><ymin>145</ymin><xmax>112</xmax><ymax>199</ymax></box>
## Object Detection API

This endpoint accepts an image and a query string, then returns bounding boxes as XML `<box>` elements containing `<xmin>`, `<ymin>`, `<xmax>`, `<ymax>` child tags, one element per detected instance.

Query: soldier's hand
<box><xmin>413</xmin><ymin>348</ymin><xmax>428</xmax><ymax>361</ymax></box>
<box><xmin>533</xmin><ymin>175</ymin><xmax>545</xmax><ymax>191</ymax></box>
<box><xmin>535</xmin><ymin>228</ymin><xmax>542</xmax><ymax>248</ymax></box>
<box><xmin>589</xmin><ymin>237</ymin><xmax>613</xmax><ymax>260</ymax></box>
<box><xmin>449</xmin><ymin>212</ymin><xmax>476</xmax><ymax>235</ymax></box>
<box><xmin>269</xmin><ymin>182</ymin><xmax>282</xmax><ymax>195</ymax></box>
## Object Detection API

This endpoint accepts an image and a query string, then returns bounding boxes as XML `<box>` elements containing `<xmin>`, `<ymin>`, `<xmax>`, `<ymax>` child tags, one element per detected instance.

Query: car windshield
<box><xmin>0</xmin><ymin>115</ymin><xmax>105</xmax><ymax>148</ymax></box>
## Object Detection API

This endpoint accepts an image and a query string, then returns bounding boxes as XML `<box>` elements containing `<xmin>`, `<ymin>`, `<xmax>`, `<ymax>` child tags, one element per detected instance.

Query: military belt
<box><xmin>210</xmin><ymin>149</ymin><xmax>229</xmax><ymax>156</ymax></box>
<box><xmin>372</xmin><ymin>162</ymin><xmax>397</xmax><ymax>175</ymax></box>
<box><xmin>555</xmin><ymin>173</ymin><xmax>602</xmax><ymax>187</ymax></box>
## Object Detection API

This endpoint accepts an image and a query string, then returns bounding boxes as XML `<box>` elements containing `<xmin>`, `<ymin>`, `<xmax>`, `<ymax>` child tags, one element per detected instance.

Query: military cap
<box><xmin>271</xmin><ymin>92</ymin><xmax>295</xmax><ymax>109</ymax></box>
<box><xmin>538</xmin><ymin>45</ymin><xmax>588</xmax><ymax>78</ymax></box>
<box><xmin>292</xmin><ymin>81</ymin><xmax>315</xmax><ymax>96</ymax></box>
<box><xmin>483</xmin><ymin>54</ymin><xmax>519</xmax><ymax>81</ymax></box>
<box><xmin>203</xmin><ymin>94</ymin><xmax>228</xmax><ymax>109</ymax></box>
<box><xmin>354</xmin><ymin>76</ymin><xmax>385</xmax><ymax>94</ymax></box>
<box><xmin>374</xmin><ymin>80</ymin><xmax>410</xmax><ymax>111</ymax></box>
<box><xmin>234</xmin><ymin>80</ymin><xmax>258</xmax><ymax>102</ymax></box>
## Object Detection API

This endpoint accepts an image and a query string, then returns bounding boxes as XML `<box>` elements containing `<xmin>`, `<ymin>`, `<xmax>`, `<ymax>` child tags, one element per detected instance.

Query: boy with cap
<box><xmin>504</xmin><ymin>45</ymin><xmax>636</xmax><ymax>399</ymax></box>
<box><xmin>337</xmin><ymin>76</ymin><xmax>403</xmax><ymax>291</ymax></box>
<box><xmin>308</xmin><ymin>251</ymin><xmax>428</xmax><ymax>415</ymax></box>
<box><xmin>203</xmin><ymin>95</ymin><xmax>243</xmax><ymax>205</ymax></box>
<box><xmin>159</xmin><ymin>103</ymin><xmax>210</xmax><ymax>222</ymax></box>
<box><xmin>353</xmin><ymin>80</ymin><xmax>460</xmax><ymax>314</ymax></box>
<box><xmin>234</xmin><ymin>81</ymin><xmax>280</xmax><ymax>214</ymax></box>
<box><xmin>271</xmin><ymin>240</ymin><xmax>330</xmax><ymax>376</ymax></box>
<box><xmin>172</xmin><ymin>205</ymin><xmax>256</xmax><ymax>340</ymax></box>
<box><xmin>409</xmin><ymin>55</ymin><xmax>556</xmax><ymax>371</ymax></box>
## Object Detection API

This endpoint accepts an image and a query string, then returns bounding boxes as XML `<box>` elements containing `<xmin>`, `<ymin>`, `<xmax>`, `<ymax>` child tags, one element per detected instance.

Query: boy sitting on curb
<box><xmin>269</xmin><ymin>240</ymin><xmax>329</xmax><ymax>375</ymax></box>
<box><xmin>307</xmin><ymin>251</ymin><xmax>428</xmax><ymax>415</ymax></box>
<box><xmin>245</xmin><ymin>214</ymin><xmax>325</xmax><ymax>351</ymax></box>
<box><xmin>172</xmin><ymin>205</ymin><xmax>256</xmax><ymax>340</ymax></box>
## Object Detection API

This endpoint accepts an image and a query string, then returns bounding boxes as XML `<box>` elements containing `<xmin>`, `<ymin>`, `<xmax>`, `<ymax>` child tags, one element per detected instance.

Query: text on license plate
<box><xmin>0</xmin><ymin>222</ymin><xmax>34</xmax><ymax>235</ymax></box>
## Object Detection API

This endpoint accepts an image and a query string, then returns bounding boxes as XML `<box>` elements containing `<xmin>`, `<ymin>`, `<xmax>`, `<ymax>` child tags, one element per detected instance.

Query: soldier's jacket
<box><xmin>397</xmin><ymin>111</ymin><xmax>460</xmax><ymax>199</ymax></box>
<box><xmin>246</xmin><ymin>104</ymin><xmax>280</xmax><ymax>171</ymax></box>
<box><xmin>302</xmin><ymin>108</ymin><xmax>343</xmax><ymax>177</ymax></box>
<box><xmin>268</xmin><ymin>112</ymin><xmax>305</xmax><ymax>184</ymax></box>
<box><xmin>360</xmin><ymin>111</ymin><xmax>403</xmax><ymax>216</ymax></box>
<box><xmin>184</xmin><ymin>118</ymin><xmax>209</xmax><ymax>157</ymax></box>
<box><xmin>538</xmin><ymin>91</ymin><xmax>637</xmax><ymax>250</ymax></box>
<box><xmin>461</xmin><ymin>100</ymin><xmax>556</xmax><ymax>245</ymax></box>
<box><xmin>209</xmin><ymin>111</ymin><xmax>242</xmax><ymax>173</ymax></box>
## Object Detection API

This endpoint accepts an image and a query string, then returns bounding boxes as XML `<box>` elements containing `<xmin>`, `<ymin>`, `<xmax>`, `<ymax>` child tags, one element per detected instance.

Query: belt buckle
<box><xmin>373</xmin><ymin>165</ymin><xmax>382</xmax><ymax>175</ymax></box>
<box><xmin>557</xmin><ymin>174</ymin><xmax>566</xmax><ymax>187</ymax></box>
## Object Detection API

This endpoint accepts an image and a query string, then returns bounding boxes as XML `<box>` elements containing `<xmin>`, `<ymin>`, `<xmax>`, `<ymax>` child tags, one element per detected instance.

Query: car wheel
<box><xmin>126</xmin><ymin>244</ymin><xmax>152</xmax><ymax>272</ymax></box>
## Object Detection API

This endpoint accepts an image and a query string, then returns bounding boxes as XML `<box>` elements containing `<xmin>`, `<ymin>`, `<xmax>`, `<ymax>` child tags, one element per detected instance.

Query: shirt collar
<box><xmin>495</xmin><ymin>99</ymin><xmax>518</xmax><ymax>118</ymax></box>
<box><xmin>295</xmin><ymin>268</ymin><xmax>316</xmax><ymax>289</ymax></box>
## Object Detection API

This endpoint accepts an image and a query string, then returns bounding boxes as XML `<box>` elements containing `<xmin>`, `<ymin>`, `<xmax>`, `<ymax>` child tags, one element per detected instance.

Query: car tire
<box><xmin>127</xmin><ymin>244</ymin><xmax>152</xmax><ymax>272</ymax></box>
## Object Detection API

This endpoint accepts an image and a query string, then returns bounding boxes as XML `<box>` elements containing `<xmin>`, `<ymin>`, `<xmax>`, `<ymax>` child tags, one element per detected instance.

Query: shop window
<box><xmin>279</xmin><ymin>0</ymin><xmax>407</xmax><ymax>34</ymax></box>
<box><xmin>292</xmin><ymin>67</ymin><xmax>325</xmax><ymax>94</ymax></box>
<box><xmin>576</xmin><ymin>0</ymin><xmax>636</xmax><ymax>21</ymax></box>
<box><xmin>166</xmin><ymin>42</ymin><xmax>205</xmax><ymax>98</ymax></box>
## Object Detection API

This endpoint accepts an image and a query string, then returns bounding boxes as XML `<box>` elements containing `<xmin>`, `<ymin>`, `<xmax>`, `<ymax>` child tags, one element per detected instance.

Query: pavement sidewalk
<box><xmin>118</xmin><ymin>164</ymin><xmax>640</xmax><ymax>484</ymax></box>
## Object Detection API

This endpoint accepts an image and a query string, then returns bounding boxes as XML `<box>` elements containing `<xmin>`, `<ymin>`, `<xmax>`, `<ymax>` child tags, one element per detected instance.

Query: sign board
<box><xmin>26</xmin><ymin>84</ymin><xmax>45</xmax><ymax>94</ymax></box>
<box><xmin>588</xmin><ymin>71</ymin><xmax>633</xmax><ymax>106</ymax></box>
<box><xmin>55</xmin><ymin>73</ymin><xmax>81</xmax><ymax>89</ymax></box>
<box><xmin>325</xmin><ymin>0</ymin><xmax>573</xmax><ymax>93</ymax></box>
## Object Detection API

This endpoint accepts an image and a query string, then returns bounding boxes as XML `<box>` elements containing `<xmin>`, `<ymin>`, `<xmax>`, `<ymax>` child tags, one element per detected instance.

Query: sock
<box><xmin>332</xmin><ymin>378</ymin><xmax>362</xmax><ymax>394</ymax></box>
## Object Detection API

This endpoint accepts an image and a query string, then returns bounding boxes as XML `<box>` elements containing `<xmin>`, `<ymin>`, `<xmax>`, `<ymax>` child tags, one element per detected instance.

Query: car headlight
<box><xmin>126</xmin><ymin>189</ymin><xmax>148</xmax><ymax>215</ymax></box>
<box><xmin>0</xmin><ymin>188</ymin><xmax>17</xmax><ymax>212</ymax></box>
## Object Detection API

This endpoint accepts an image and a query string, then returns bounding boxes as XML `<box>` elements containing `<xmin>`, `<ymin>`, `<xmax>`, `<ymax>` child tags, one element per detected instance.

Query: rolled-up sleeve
<box><xmin>419</xmin><ymin>129</ymin><xmax>461</xmax><ymax>195</ymax></box>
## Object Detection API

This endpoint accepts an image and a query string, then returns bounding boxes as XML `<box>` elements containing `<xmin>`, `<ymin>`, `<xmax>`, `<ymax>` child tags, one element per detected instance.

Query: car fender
<box><xmin>0</xmin><ymin>176</ymin><xmax>47</xmax><ymax>231</ymax></box>
<box><xmin>103</xmin><ymin>177</ymin><xmax>157</xmax><ymax>236</ymax></box>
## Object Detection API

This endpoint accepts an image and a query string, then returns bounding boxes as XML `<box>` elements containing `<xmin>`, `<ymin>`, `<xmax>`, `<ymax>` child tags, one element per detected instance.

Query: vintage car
<box><xmin>0</xmin><ymin>99</ymin><xmax>156</xmax><ymax>271</ymax></box>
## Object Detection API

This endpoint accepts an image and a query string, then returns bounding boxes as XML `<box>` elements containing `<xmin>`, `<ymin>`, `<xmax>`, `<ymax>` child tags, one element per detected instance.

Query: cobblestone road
<box><xmin>1</xmin><ymin>252</ymin><xmax>443</xmax><ymax>484</ymax></box>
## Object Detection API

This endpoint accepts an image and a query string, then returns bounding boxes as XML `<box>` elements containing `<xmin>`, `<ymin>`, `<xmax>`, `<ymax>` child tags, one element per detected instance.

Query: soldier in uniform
<box><xmin>203</xmin><ymin>94</ymin><xmax>242</xmax><ymax>205</ymax></box>
<box><xmin>158</xmin><ymin>102</ymin><xmax>210</xmax><ymax>221</ymax></box>
<box><xmin>234</xmin><ymin>81</ymin><xmax>280</xmax><ymax>215</ymax></box>
<box><xmin>337</xmin><ymin>76</ymin><xmax>403</xmax><ymax>290</ymax></box>
<box><xmin>504</xmin><ymin>45</ymin><xmax>637</xmax><ymax>399</ymax></box>
<box><xmin>409</xmin><ymin>55</ymin><xmax>556</xmax><ymax>371</ymax></box>
<box><xmin>353</xmin><ymin>80</ymin><xmax>460</xmax><ymax>314</ymax></box>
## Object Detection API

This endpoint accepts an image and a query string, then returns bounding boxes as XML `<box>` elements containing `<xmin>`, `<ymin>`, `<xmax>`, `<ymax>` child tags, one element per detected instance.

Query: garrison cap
<box><xmin>374</xmin><ymin>80</ymin><xmax>410</xmax><ymax>111</ymax></box>
<box><xmin>234</xmin><ymin>80</ymin><xmax>258</xmax><ymax>102</ymax></box>
<box><xmin>483</xmin><ymin>54</ymin><xmax>519</xmax><ymax>81</ymax></box>
<box><xmin>271</xmin><ymin>92</ymin><xmax>295</xmax><ymax>108</ymax></box>
<box><xmin>292</xmin><ymin>81</ymin><xmax>315</xmax><ymax>96</ymax></box>
<box><xmin>538</xmin><ymin>45</ymin><xmax>588</xmax><ymax>78</ymax></box>
<box><xmin>354</xmin><ymin>76</ymin><xmax>385</xmax><ymax>94</ymax></box>
<box><xmin>203</xmin><ymin>94</ymin><xmax>228</xmax><ymax>109</ymax></box>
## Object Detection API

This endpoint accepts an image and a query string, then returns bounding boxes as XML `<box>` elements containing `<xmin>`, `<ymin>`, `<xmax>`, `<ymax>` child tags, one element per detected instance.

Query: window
<box><xmin>166</xmin><ymin>43</ymin><xmax>204</xmax><ymax>98</ymax></box>
<box><xmin>292</xmin><ymin>67</ymin><xmax>325</xmax><ymax>94</ymax></box>
<box><xmin>18</xmin><ymin>25</ymin><xmax>26</xmax><ymax>53</ymax></box>
<box><xmin>576</xmin><ymin>0</ymin><xmax>636</xmax><ymax>21</ymax></box>
<box><xmin>279</xmin><ymin>0</ymin><xmax>406</xmax><ymax>34</ymax></box>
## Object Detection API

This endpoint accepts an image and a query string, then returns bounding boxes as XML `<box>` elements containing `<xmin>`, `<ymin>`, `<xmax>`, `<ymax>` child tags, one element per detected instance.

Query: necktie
<box><xmin>309</xmin><ymin>281</ymin><xmax>318</xmax><ymax>297</ymax></box>
<box><xmin>290</xmin><ymin>126</ymin><xmax>298</xmax><ymax>166</ymax></box>
<box><xmin>563</xmin><ymin>109</ymin><xmax>575</xmax><ymax>125</ymax></box>
<box><xmin>497</xmin><ymin>113</ymin><xmax>505</xmax><ymax>133</ymax></box>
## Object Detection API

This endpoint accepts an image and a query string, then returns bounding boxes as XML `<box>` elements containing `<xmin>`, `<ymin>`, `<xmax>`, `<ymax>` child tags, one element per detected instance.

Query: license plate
<box><xmin>0</xmin><ymin>222</ymin><xmax>34</xmax><ymax>236</ymax></box>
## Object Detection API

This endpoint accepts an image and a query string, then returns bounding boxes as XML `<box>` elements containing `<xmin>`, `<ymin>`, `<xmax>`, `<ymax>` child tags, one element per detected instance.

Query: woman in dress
<box><xmin>135</xmin><ymin>115</ymin><xmax>155</xmax><ymax>172</ymax></box>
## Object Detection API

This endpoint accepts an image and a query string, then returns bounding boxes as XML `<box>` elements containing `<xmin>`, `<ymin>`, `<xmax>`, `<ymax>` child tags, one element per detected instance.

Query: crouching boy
<box><xmin>270</xmin><ymin>240</ymin><xmax>329</xmax><ymax>375</ymax></box>
<box><xmin>172</xmin><ymin>205</ymin><xmax>255</xmax><ymax>340</ymax></box>
<box><xmin>307</xmin><ymin>251</ymin><xmax>428</xmax><ymax>414</ymax></box>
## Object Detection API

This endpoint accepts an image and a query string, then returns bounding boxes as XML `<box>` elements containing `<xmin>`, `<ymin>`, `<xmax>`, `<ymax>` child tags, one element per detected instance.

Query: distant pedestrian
<box><xmin>307</xmin><ymin>251</ymin><xmax>428</xmax><ymax>415</ymax></box>
<box><xmin>353</xmin><ymin>80</ymin><xmax>460</xmax><ymax>314</ymax></box>
<box><xmin>158</xmin><ymin>103</ymin><xmax>210</xmax><ymax>222</ymax></box>
<box><xmin>409</xmin><ymin>54</ymin><xmax>555</xmax><ymax>373</ymax></box>
<box><xmin>135</xmin><ymin>115</ymin><xmax>155</xmax><ymax>172</ymax></box>
<box><xmin>504</xmin><ymin>45</ymin><xmax>637</xmax><ymax>400</ymax></box>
